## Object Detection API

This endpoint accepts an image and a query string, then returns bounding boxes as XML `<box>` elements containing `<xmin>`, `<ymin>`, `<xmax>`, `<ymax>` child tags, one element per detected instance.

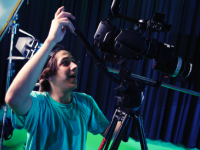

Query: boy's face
<box><xmin>51</xmin><ymin>50</ymin><xmax>78</xmax><ymax>91</ymax></box>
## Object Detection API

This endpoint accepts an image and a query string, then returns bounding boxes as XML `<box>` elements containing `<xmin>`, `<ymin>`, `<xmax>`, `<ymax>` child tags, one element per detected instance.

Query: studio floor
<box><xmin>2</xmin><ymin>129</ymin><xmax>199</xmax><ymax>150</ymax></box>
<box><xmin>0</xmin><ymin>107</ymin><xmax>199</xmax><ymax>150</ymax></box>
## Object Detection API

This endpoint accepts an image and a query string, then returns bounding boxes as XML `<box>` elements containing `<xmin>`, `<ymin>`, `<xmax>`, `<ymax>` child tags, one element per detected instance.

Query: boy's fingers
<box><xmin>57</xmin><ymin>18</ymin><xmax>75</xmax><ymax>29</ymax></box>
<box><xmin>58</xmin><ymin>19</ymin><xmax>75</xmax><ymax>33</ymax></box>
<box><xmin>67</xmin><ymin>13</ymin><xmax>75</xmax><ymax>20</ymax></box>
<box><xmin>68</xmin><ymin>19</ymin><xmax>75</xmax><ymax>30</ymax></box>
<box><xmin>64</xmin><ymin>23</ymin><xmax>75</xmax><ymax>33</ymax></box>
<box><xmin>54</xmin><ymin>6</ymin><xmax>64</xmax><ymax>18</ymax></box>
<box><xmin>56</xmin><ymin>12</ymin><xmax>75</xmax><ymax>20</ymax></box>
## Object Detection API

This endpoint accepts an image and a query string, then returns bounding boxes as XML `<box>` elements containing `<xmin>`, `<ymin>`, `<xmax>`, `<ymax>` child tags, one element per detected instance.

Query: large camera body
<box><xmin>94</xmin><ymin>12</ymin><xmax>193</xmax><ymax>79</ymax></box>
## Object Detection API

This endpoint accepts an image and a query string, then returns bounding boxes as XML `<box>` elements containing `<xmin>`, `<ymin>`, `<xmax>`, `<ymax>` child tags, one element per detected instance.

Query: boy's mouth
<box><xmin>68</xmin><ymin>74</ymin><xmax>77</xmax><ymax>78</ymax></box>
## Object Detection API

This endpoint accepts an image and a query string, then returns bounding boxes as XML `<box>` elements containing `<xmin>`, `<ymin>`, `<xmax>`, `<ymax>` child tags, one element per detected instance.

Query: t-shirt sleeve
<box><xmin>11</xmin><ymin>91</ymin><xmax>40</xmax><ymax>134</ymax></box>
<box><xmin>87</xmin><ymin>96</ymin><xmax>110</xmax><ymax>135</ymax></box>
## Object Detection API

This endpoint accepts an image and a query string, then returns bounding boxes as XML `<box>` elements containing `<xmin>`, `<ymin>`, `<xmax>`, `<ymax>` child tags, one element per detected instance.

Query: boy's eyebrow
<box><xmin>59</xmin><ymin>57</ymin><xmax>75</xmax><ymax>65</ymax></box>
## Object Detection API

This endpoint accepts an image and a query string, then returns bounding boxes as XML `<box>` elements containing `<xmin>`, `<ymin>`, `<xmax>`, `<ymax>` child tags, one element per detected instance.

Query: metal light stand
<box><xmin>0</xmin><ymin>14</ymin><xmax>19</xmax><ymax>150</ymax></box>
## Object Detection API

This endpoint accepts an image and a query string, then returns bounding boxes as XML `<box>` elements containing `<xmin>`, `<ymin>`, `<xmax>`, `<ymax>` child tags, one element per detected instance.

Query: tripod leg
<box><xmin>98</xmin><ymin>110</ymin><xmax>118</xmax><ymax>150</ymax></box>
<box><xmin>104</xmin><ymin>118</ymin><xmax>118</xmax><ymax>150</ymax></box>
<box><xmin>110</xmin><ymin>113</ymin><xmax>129</xmax><ymax>150</ymax></box>
<box><xmin>135</xmin><ymin>115</ymin><xmax>148</xmax><ymax>150</ymax></box>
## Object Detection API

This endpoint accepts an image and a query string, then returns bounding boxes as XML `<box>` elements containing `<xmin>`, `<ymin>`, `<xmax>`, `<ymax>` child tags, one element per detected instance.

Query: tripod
<box><xmin>98</xmin><ymin>62</ymin><xmax>148</xmax><ymax>150</ymax></box>
<box><xmin>99</xmin><ymin>107</ymin><xmax>147</xmax><ymax>150</ymax></box>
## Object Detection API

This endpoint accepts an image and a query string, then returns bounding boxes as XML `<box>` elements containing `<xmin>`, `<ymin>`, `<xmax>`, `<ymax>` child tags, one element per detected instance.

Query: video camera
<box><xmin>94</xmin><ymin>0</ymin><xmax>193</xmax><ymax>80</ymax></box>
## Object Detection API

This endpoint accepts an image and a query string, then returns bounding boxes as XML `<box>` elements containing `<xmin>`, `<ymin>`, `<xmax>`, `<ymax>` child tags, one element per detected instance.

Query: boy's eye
<box><xmin>62</xmin><ymin>60</ymin><xmax>71</xmax><ymax>66</ymax></box>
<box><xmin>61</xmin><ymin>58</ymin><xmax>76</xmax><ymax>66</ymax></box>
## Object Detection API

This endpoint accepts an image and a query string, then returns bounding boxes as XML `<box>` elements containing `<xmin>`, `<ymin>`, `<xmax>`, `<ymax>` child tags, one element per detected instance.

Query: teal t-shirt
<box><xmin>11</xmin><ymin>91</ymin><xmax>110</xmax><ymax>150</ymax></box>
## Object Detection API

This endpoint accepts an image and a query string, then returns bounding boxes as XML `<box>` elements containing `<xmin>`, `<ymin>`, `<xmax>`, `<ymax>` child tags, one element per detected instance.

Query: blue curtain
<box><xmin>0</xmin><ymin>0</ymin><xmax>199</xmax><ymax>148</ymax></box>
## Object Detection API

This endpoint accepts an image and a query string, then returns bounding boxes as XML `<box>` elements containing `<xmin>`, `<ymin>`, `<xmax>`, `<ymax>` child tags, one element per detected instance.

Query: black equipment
<box><xmin>61</xmin><ymin>0</ymin><xmax>196</xmax><ymax>149</ymax></box>
<box><xmin>93</xmin><ymin>4</ymin><xmax>193</xmax><ymax>80</ymax></box>
<box><xmin>12</xmin><ymin>1</ymin><xmax>198</xmax><ymax>149</ymax></box>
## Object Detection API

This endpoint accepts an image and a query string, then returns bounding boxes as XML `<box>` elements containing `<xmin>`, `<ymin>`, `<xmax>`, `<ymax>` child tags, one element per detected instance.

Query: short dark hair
<box><xmin>39</xmin><ymin>44</ymin><xmax>69</xmax><ymax>92</ymax></box>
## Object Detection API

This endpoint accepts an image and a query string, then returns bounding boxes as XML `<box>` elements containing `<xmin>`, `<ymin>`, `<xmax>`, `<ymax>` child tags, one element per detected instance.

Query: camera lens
<box><xmin>152</xmin><ymin>54</ymin><xmax>193</xmax><ymax>79</ymax></box>
<box><xmin>178</xmin><ymin>62</ymin><xmax>193</xmax><ymax>78</ymax></box>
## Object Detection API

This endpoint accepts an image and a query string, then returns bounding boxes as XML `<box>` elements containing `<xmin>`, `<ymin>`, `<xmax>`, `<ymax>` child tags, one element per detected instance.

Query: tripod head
<box><xmin>114</xmin><ymin>61</ymin><xmax>145</xmax><ymax>112</ymax></box>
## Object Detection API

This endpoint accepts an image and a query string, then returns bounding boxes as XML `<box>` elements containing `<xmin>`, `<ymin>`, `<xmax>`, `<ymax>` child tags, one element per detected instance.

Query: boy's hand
<box><xmin>47</xmin><ymin>6</ymin><xmax>75</xmax><ymax>44</ymax></box>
